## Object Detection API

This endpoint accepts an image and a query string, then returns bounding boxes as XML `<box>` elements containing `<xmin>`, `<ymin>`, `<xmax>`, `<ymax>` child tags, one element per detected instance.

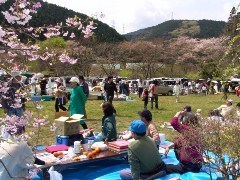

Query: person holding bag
<box><xmin>55</xmin><ymin>86</ymin><xmax>68</xmax><ymax>112</ymax></box>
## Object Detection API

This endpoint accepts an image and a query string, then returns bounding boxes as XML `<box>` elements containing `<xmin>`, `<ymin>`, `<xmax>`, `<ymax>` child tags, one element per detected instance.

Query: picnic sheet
<box><xmin>93</xmin><ymin>141</ymin><xmax>223</xmax><ymax>180</ymax></box>
<box><xmin>33</xmin><ymin>141</ymin><xmax>226</xmax><ymax>180</ymax></box>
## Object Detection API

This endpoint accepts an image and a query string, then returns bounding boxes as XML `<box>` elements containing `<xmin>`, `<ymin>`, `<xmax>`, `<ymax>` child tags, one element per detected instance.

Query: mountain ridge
<box><xmin>124</xmin><ymin>19</ymin><xmax>226</xmax><ymax>41</ymax></box>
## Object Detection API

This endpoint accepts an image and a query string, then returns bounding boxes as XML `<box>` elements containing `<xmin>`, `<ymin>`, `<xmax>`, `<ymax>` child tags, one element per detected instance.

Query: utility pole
<box><xmin>111</xmin><ymin>20</ymin><xmax>115</xmax><ymax>29</ymax></box>
<box><xmin>122</xmin><ymin>24</ymin><xmax>125</xmax><ymax>34</ymax></box>
<box><xmin>171</xmin><ymin>12</ymin><xmax>174</xmax><ymax>20</ymax></box>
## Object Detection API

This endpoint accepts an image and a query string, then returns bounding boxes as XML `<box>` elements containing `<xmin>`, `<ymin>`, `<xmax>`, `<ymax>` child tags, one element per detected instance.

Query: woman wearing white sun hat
<box><xmin>68</xmin><ymin>77</ymin><xmax>88</xmax><ymax>129</ymax></box>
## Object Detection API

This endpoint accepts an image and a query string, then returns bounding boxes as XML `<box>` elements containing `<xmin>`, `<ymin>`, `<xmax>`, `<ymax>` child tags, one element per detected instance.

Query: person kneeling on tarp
<box><xmin>120</xmin><ymin>120</ymin><xmax>166</xmax><ymax>180</ymax></box>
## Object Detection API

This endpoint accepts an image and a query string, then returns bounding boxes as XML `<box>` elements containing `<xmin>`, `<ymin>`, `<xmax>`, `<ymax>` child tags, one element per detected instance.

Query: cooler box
<box><xmin>56</xmin><ymin>134</ymin><xmax>84</xmax><ymax>146</ymax></box>
<box><xmin>56</xmin><ymin>135</ymin><xmax>69</xmax><ymax>146</ymax></box>
<box><xmin>55</xmin><ymin>114</ymin><xmax>84</xmax><ymax>136</ymax></box>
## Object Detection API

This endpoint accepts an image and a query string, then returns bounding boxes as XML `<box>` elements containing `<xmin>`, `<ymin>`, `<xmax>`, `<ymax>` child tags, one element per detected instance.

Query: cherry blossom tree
<box><xmin>0</xmin><ymin>0</ymin><xmax>98</xmax><ymax>178</ymax></box>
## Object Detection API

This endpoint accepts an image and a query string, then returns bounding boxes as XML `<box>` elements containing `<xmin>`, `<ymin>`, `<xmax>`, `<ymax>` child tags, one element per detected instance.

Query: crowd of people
<box><xmin>1</xmin><ymin>72</ymin><xmax>240</xmax><ymax>179</ymax></box>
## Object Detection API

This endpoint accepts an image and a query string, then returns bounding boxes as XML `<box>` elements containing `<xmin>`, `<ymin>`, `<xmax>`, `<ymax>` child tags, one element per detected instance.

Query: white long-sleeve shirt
<box><xmin>217</xmin><ymin>105</ymin><xmax>235</xmax><ymax>118</ymax></box>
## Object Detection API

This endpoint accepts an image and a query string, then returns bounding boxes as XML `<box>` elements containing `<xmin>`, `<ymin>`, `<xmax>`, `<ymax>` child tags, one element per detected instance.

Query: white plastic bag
<box><xmin>91</xmin><ymin>142</ymin><xmax>108</xmax><ymax>151</ymax></box>
<box><xmin>67</xmin><ymin>147</ymin><xmax>75</xmax><ymax>158</ymax></box>
<box><xmin>48</xmin><ymin>166</ymin><xmax>62</xmax><ymax>180</ymax></box>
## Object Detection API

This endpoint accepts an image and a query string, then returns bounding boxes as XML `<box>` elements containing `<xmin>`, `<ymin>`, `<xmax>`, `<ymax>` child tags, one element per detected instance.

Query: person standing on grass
<box><xmin>104</xmin><ymin>75</ymin><xmax>118</xmax><ymax>104</ymax></box>
<box><xmin>120</xmin><ymin>120</ymin><xmax>166</xmax><ymax>180</ymax></box>
<box><xmin>138</xmin><ymin>79</ymin><xmax>143</xmax><ymax>98</ymax></box>
<box><xmin>54</xmin><ymin>77</ymin><xmax>66</xmax><ymax>112</ymax></box>
<box><xmin>222</xmin><ymin>82</ymin><xmax>229</xmax><ymax>100</ymax></box>
<box><xmin>79</xmin><ymin>75</ymin><xmax>89</xmax><ymax>119</ymax></box>
<box><xmin>173</xmin><ymin>81</ymin><xmax>181</xmax><ymax>103</ymax></box>
<box><xmin>54</xmin><ymin>86</ymin><xmax>68</xmax><ymax>112</ymax></box>
<box><xmin>1</xmin><ymin>71</ymin><xmax>26</xmax><ymax>118</ymax></box>
<box><xmin>68</xmin><ymin>77</ymin><xmax>88</xmax><ymax>129</ymax></box>
<box><xmin>141</xmin><ymin>88</ymin><xmax>148</xmax><ymax>110</ymax></box>
<box><xmin>39</xmin><ymin>76</ymin><xmax>48</xmax><ymax>96</ymax></box>
<box><xmin>149</xmin><ymin>80</ymin><xmax>159</xmax><ymax>109</ymax></box>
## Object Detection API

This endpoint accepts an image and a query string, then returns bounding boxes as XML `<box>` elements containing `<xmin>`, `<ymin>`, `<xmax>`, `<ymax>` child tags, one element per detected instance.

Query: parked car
<box><xmin>157</xmin><ymin>84</ymin><xmax>174</xmax><ymax>96</ymax></box>
<box><xmin>143</xmin><ymin>80</ymin><xmax>173</xmax><ymax>96</ymax></box>
<box><xmin>127</xmin><ymin>79</ymin><xmax>139</xmax><ymax>85</ymax></box>
<box><xmin>229</xmin><ymin>78</ymin><xmax>240</xmax><ymax>93</ymax></box>
<box><xmin>161</xmin><ymin>79</ymin><xmax>177</xmax><ymax>88</ymax></box>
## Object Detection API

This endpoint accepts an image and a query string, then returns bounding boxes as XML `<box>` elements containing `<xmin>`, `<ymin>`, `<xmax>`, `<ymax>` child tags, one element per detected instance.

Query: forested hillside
<box><xmin>125</xmin><ymin>20</ymin><xmax>226</xmax><ymax>41</ymax></box>
<box><xmin>0</xmin><ymin>0</ymin><xmax>125</xmax><ymax>42</ymax></box>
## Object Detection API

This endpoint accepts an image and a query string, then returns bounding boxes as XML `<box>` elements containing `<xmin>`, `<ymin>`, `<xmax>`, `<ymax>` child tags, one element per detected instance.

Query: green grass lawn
<box><xmin>0</xmin><ymin>93</ymin><xmax>238</xmax><ymax>147</ymax></box>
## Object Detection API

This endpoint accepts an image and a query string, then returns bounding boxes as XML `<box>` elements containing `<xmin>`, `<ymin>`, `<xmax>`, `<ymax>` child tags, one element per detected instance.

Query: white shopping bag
<box><xmin>48</xmin><ymin>166</ymin><xmax>62</xmax><ymax>180</ymax></box>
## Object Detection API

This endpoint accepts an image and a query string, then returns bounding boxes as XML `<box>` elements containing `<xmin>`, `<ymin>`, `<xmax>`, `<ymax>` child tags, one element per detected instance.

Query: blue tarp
<box><xmin>34</xmin><ymin>141</ymin><xmax>230</xmax><ymax>180</ymax></box>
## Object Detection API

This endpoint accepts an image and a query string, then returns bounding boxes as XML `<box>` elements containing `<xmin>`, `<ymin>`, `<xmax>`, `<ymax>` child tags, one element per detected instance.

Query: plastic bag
<box><xmin>48</xmin><ymin>166</ymin><xmax>62</xmax><ymax>180</ymax></box>
<box><xmin>67</xmin><ymin>147</ymin><xmax>75</xmax><ymax>158</ymax></box>
<box><xmin>91</xmin><ymin>142</ymin><xmax>108</xmax><ymax>151</ymax></box>
<box><xmin>93</xmin><ymin>132</ymin><xmax>103</xmax><ymax>142</ymax></box>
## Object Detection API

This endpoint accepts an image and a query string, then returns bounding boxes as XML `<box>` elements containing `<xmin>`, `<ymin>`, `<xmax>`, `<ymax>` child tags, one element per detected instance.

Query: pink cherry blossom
<box><xmin>70</xmin><ymin>32</ymin><xmax>75</xmax><ymax>38</ymax></box>
<box><xmin>63</xmin><ymin>31</ymin><xmax>69</xmax><ymax>36</ymax></box>
<box><xmin>0</xmin><ymin>0</ymin><xmax>7</xmax><ymax>4</ymax></box>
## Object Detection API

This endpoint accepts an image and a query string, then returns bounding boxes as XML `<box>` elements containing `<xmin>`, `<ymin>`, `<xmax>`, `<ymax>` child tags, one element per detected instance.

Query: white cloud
<box><xmin>44</xmin><ymin>0</ymin><xmax>239</xmax><ymax>34</ymax></box>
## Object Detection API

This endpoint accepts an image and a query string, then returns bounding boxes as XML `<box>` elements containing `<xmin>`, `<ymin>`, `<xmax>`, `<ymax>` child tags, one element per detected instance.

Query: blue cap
<box><xmin>128</xmin><ymin>120</ymin><xmax>146</xmax><ymax>134</ymax></box>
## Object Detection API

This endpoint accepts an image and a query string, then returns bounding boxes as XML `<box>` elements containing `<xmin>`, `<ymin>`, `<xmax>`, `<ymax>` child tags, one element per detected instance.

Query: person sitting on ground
<box><xmin>123</xmin><ymin>110</ymin><xmax>161</xmax><ymax>149</ymax></box>
<box><xmin>138</xmin><ymin>109</ymin><xmax>160</xmax><ymax>149</ymax></box>
<box><xmin>207</xmin><ymin>109</ymin><xmax>224</xmax><ymax>122</ymax></box>
<box><xmin>101</xmin><ymin>102</ymin><xmax>117</xmax><ymax>143</ymax></box>
<box><xmin>178</xmin><ymin>105</ymin><xmax>194</xmax><ymax>122</ymax></box>
<box><xmin>164</xmin><ymin>110</ymin><xmax>203</xmax><ymax>175</ymax></box>
<box><xmin>236</xmin><ymin>102</ymin><xmax>240</xmax><ymax>117</ymax></box>
<box><xmin>215</xmin><ymin>99</ymin><xmax>235</xmax><ymax>118</ymax></box>
<box><xmin>195</xmin><ymin>109</ymin><xmax>203</xmax><ymax>122</ymax></box>
<box><xmin>120</xmin><ymin>120</ymin><xmax>166</xmax><ymax>180</ymax></box>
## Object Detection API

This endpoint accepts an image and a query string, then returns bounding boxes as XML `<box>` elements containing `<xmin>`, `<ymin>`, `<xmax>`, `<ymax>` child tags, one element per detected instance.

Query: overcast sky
<box><xmin>44</xmin><ymin>0</ymin><xmax>239</xmax><ymax>34</ymax></box>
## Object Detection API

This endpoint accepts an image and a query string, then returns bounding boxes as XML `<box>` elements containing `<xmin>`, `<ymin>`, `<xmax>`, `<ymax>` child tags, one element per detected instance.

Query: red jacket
<box><xmin>170</xmin><ymin>116</ymin><xmax>203</xmax><ymax>164</ymax></box>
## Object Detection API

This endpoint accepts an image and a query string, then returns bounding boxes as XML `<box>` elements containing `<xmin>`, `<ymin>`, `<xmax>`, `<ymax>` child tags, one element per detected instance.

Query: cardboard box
<box><xmin>55</xmin><ymin>111</ymin><xmax>69</xmax><ymax>119</ymax></box>
<box><xmin>55</xmin><ymin>114</ymin><xmax>84</xmax><ymax>136</ymax></box>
